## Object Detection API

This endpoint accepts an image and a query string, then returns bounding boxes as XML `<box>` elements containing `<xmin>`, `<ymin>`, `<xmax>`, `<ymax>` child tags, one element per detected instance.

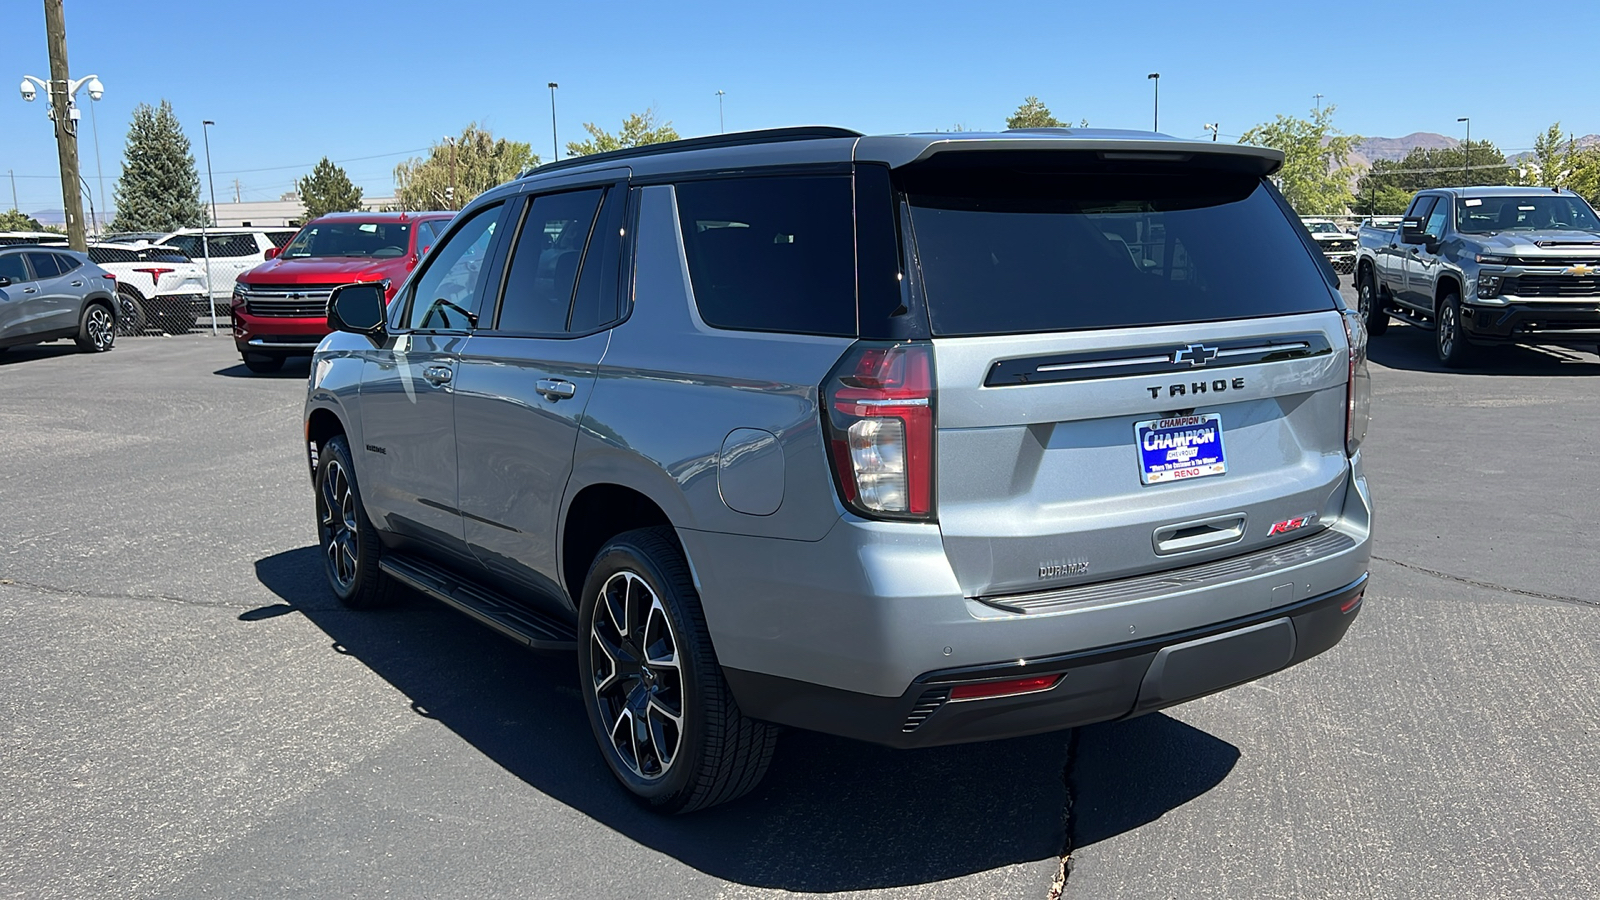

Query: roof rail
<box><xmin>518</xmin><ymin>126</ymin><xmax>863</xmax><ymax>179</ymax></box>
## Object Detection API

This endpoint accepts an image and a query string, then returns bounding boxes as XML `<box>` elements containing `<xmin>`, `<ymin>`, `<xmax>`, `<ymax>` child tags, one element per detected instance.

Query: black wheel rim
<box><xmin>317</xmin><ymin>458</ymin><xmax>359</xmax><ymax>590</ymax></box>
<box><xmin>116</xmin><ymin>296</ymin><xmax>143</xmax><ymax>335</ymax></box>
<box><xmin>1358</xmin><ymin>280</ymin><xmax>1373</xmax><ymax>319</ymax></box>
<box><xmin>86</xmin><ymin>306</ymin><xmax>114</xmax><ymax>350</ymax></box>
<box><xmin>589</xmin><ymin>571</ymin><xmax>683</xmax><ymax>782</ymax></box>
<box><xmin>1439</xmin><ymin>305</ymin><xmax>1456</xmax><ymax>357</ymax></box>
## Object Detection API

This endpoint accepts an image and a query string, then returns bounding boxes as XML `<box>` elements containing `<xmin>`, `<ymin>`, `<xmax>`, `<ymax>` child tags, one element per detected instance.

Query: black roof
<box><xmin>518</xmin><ymin>126</ymin><xmax>862</xmax><ymax>179</ymax></box>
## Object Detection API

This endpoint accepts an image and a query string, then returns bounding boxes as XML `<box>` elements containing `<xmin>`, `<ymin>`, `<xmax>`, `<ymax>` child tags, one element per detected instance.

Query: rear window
<box><xmin>676</xmin><ymin>176</ymin><xmax>856</xmax><ymax>337</ymax></box>
<box><xmin>902</xmin><ymin>169</ymin><xmax>1336</xmax><ymax>336</ymax></box>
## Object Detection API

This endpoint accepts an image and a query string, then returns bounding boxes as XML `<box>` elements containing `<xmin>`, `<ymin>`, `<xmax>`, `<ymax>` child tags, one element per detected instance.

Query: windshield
<box><xmin>1305</xmin><ymin>222</ymin><xmax>1341</xmax><ymax>233</ymax></box>
<box><xmin>282</xmin><ymin>221</ymin><xmax>411</xmax><ymax>259</ymax></box>
<box><xmin>903</xmin><ymin>168</ymin><xmax>1336</xmax><ymax>336</ymax></box>
<box><xmin>1456</xmin><ymin>195</ymin><xmax>1600</xmax><ymax>234</ymax></box>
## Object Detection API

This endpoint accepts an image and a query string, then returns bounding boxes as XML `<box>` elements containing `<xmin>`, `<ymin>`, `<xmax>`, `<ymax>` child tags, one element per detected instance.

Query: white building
<box><xmin>209</xmin><ymin>193</ymin><xmax>399</xmax><ymax>228</ymax></box>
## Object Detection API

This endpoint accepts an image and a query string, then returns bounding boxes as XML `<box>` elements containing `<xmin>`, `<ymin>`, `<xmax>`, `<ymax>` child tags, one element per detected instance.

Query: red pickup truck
<box><xmin>231</xmin><ymin>210</ymin><xmax>453</xmax><ymax>373</ymax></box>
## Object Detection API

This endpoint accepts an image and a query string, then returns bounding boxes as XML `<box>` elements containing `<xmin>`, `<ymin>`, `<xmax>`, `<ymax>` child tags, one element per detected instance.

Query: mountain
<box><xmin>1353</xmin><ymin>132</ymin><xmax>1459</xmax><ymax>163</ymax></box>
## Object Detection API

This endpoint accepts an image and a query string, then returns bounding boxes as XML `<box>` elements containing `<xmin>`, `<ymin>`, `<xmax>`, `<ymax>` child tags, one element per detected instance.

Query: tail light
<box><xmin>101</xmin><ymin>273</ymin><xmax>116</xmax><ymax>284</ymax></box>
<box><xmin>131</xmin><ymin>267</ymin><xmax>174</xmax><ymax>288</ymax></box>
<box><xmin>1341</xmin><ymin>310</ymin><xmax>1371</xmax><ymax>457</ymax></box>
<box><xmin>822</xmin><ymin>342</ymin><xmax>935</xmax><ymax>519</ymax></box>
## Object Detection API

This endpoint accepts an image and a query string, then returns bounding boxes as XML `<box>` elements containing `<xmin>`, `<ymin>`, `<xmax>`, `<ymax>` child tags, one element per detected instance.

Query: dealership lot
<box><xmin>2</xmin><ymin>316</ymin><xmax>1597</xmax><ymax>898</ymax></box>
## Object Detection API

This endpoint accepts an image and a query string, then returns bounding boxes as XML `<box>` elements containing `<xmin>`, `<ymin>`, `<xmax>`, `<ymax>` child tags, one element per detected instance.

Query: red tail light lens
<box><xmin>131</xmin><ymin>267</ymin><xmax>174</xmax><ymax>288</ymax></box>
<box><xmin>949</xmin><ymin>674</ymin><xmax>1062</xmax><ymax>701</ymax></box>
<box><xmin>1341</xmin><ymin>310</ymin><xmax>1371</xmax><ymax>457</ymax></box>
<box><xmin>822</xmin><ymin>342</ymin><xmax>935</xmax><ymax>519</ymax></box>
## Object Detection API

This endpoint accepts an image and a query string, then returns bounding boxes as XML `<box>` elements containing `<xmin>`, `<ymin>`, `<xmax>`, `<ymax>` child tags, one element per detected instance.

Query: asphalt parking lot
<box><xmin>2</xmin><ymin>311</ymin><xmax>1597</xmax><ymax>899</ymax></box>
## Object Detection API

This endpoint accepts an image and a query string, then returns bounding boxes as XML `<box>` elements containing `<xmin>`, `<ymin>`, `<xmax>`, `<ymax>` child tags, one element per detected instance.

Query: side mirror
<box><xmin>0</xmin><ymin>276</ymin><xmax>11</xmax><ymax>288</ymax></box>
<box><xmin>1400</xmin><ymin>218</ymin><xmax>1427</xmax><ymax>244</ymax></box>
<box><xmin>264</xmin><ymin>246</ymin><xmax>281</xmax><ymax>261</ymax></box>
<box><xmin>327</xmin><ymin>282</ymin><xmax>388</xmax><ymax>343</ymax></box>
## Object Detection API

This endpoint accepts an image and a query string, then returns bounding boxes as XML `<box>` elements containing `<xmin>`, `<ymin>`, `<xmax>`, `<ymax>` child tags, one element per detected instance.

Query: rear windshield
<box><xmin>902</xmin><ymin>169</ymin><xmax>1336</xmax><ymax>336</ymax></box>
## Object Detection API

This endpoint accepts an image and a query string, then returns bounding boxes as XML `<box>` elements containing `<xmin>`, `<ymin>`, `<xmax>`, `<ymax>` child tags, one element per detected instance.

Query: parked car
<box><xmin>148</xmin><ymin>227</ymin><xmax>299</xmax><ymax>309</ymax></box>
<box><xmin>1301</xmin><ymin>218</ymin><xmax>1357</xmax><ymax>274</ymax></box>
<box><xmin>1355</xmin><ymin>186</ymin><xmax>1600</xmax><ymax>366</ymax></box>
<box><xmin>83</xmin><ymin>243</ymin><xmax>209</xmax><ymax>335</ymax></box>
<box><xmin>0</xmin><ymin>245</ymin><xmax>118</xmax><ymax>354</ymax></box>
<box><xmin>0</xmin><ymin>230</ymin><xmax>69</xmax><ymax>247</ymax></box>
<box><xmin>231</xmin><ymin>211</ymin><xmax>452</xmax><ymax>372</ymax></box>
<box><xmin>304</xmin><ymin>127</ymin><xmax>1374</xmax><ymax>813</ymax></box>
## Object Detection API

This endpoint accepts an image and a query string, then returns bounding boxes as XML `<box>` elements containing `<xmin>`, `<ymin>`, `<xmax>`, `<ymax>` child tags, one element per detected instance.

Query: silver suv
<box><xmin>304</xmin><ymin>127</ymin><xmax>1374</xmax><ymax>813</ymax></box>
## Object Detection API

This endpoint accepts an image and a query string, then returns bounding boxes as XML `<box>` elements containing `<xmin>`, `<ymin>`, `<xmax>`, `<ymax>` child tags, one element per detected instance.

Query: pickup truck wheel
<box><xmin>578</xmin><ymin>527</ymin><xmax>778</xmax><ymax>814</ymax></box>
<box><xmin>243</xmin><ymin>353</ymin><xmax>284</xmax><ymax>374</ymax></box>
<box><xmin>1358</xmin><ymin>270</ymin><xmax>1389</xmax><ymax>336</ymax></box>
<box><xmin>1436</xmin><ymin>293</ymin><xmax>1477</xmax><ymax>368</ymax></box>
<box><xmin>315</xmin><ymin>435</ymin><xmax>394</xmax><ymax>609</ymax></box>
<box><xmin>73</xmin><ymin>302</ymin><xmax>116</xmax><ymax>353</ymax></box>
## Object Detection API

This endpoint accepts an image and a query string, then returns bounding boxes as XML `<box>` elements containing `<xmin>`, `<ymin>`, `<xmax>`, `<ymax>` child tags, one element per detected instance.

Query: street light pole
<box><xmin>8</xmin><ymin>170</ymin><xmax>16</xmax><ymax>212</ymax></box>
<box><xmin>716</xmin><ymin>90</ymin><xmax>725</xmax><ymax>133</ymax></box>
<box><xmin>88</xmin><ymin>94</ymin><xmax>104</xmax><ymax>234</ymax></box>
<box><xmin>1147</xmin><ymin>73</ymin><xmax>1160</xmax><ymax>132</ymax></box>
<box><xmin>1457</xmin><ymin>117</ymin><xmax>1471</xmax><ymax>184</ymax></box>
<box><xmin>548</xmin><ymin>82</ymin><xmax>559</xmax><ymax>161</ymax></box>
<box><xmin>201</xmin><ymin>120</ymin><xmax>218</xmax><ymax>226</ymax></box>
<box><xmin>1314</xmin><ymin>93</ymin><xmax>1324</xmax><ymax>112</ymax></box>
<box><xmin>1204</xmin><ymin>122</ymin><xmax>1219</xmax><ymax>142</ymax></box>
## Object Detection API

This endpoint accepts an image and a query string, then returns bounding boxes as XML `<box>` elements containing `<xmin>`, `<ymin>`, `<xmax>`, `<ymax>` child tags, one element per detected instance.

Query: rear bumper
<box><xmin>724</xmin><ymin>575</ymin><xmax>1364</xmax><ymax>748</ymax></box>
<box><xmin>1463</xmin><ymin>300</ymin><xmax>1600</xmax><ymax>343</ymax></box>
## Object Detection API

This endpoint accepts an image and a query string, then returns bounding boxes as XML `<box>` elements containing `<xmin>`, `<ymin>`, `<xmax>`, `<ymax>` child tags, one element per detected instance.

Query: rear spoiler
<box><xmin>855</xmin><ymin>132</ymin><xmax>1284</xmax><ymax>177</ymax></box>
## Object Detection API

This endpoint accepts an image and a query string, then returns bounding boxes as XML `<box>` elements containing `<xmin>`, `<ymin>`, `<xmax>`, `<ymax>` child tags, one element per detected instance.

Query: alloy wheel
<box><xmin>1438</xmin><ymin>305</ymin><xmax>1457</xmax><ymax>357</ymax></box>
<box><xmin>1358</xmin><ymin>280</ymin><xmax>1373</xmax><ymax>319</ymax></box>
<box><xmin>589</xmin><ymin>571</ymin><xmax>684</xmax><ymax>782</ymax></box>
<box><xmin>86</xmin><ymin>306</ymin><xmax>114</xmax><ymax>350</ymax></box>
<box><xmin>318</xmin><ymin>458</ymin><xmax>360</xmax><ymax>590</ymax></box>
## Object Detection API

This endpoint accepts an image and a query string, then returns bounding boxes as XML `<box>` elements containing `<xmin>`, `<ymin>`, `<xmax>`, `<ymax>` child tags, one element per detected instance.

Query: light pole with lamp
<box><xmin>1314</xmin><ymin>93</ymin><xmax>1324</xmax><ymax>112</ymax></box>
<box><xmin>201</xmin><ymin>120</ymin><xmax>219</xmax><ymax>225</ymax></box>
<box><xmin>548</xmin><ymin>82</ymin><xmax>560</xmax><ymax>161</ymax></box>
<box><xmin>1147</xmin><ymin>73</ymin><xmax>1160</xmax><ymax>132</ymax></box>
<box><xmin>716</xmin><ymin>90</ymin><xmax>725</xmax><ymax>133</ymax></box>
<box><xmin>19</xmin><ymin>67</ymin><xmax>103</xmax><ymax>250</ymax></box>
<box><xmin>1203</xmin><ymin>122</ymin><xmax>1219</xmax><ymax>142</ymax></box>
<box><xmin>1457</xmin><ymin>117</ymin><xmax>1471</xmax><ymax>183</ymax></box>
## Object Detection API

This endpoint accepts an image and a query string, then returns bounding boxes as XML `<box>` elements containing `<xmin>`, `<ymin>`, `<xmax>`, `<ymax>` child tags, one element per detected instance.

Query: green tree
<box><xmin>110</xmin><ymin>100</ymin><xmax>208</xmax><ymax>232</ymax></box>
<box><xmin>1531</xmin><ymin>122</ymin><xmax>1571</xmax><ymax>187</ymax></box>
<box><xmin>0</xmin><ymin>209</ymin><xmax>47</xmax><ymax>231</ymax></box>
<box><xmin>566</xmin><ymin>109</ymin><xmax>680</xmax><ymax>157</ymax></box>
<box><xmin>1352</xmin><ymin>140</ymin><xmax>1516</xmax><ymax>212</ymax></box>
<box><xmin>1005</xmin><ymin>96</ymin><xmax>1063</xmax><ymax>129</ymax></box>
<box><xmin>393</xmin><ymin>124</ymin><xmax>536</xmax><ymax>211</ymax></box>
<box><xmin>297</xmin><ymin>157</ymin><xmax>364</xmax><ymax>219</ymax></box>
<box><xmin>1240</xmin><ymin>105</ymin><xmax>1361</xmax><ymax>215</ymax></box>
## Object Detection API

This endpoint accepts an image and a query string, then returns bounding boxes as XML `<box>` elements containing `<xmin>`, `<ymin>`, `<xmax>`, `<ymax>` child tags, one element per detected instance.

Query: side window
<box><xmin>268</xmin><ymin>231</ymin><xmax>296</xmax><ymax>248</ymax></box>
<box><xmin>401</xmin><ymin>203</ymin><xmax>502</xmax><ymax>331</ymax></box>
<box><xmin>54</xmin><ymin>253</ymin><xmax>83</xmax><ymax>273</ymax></box>
<box><xmin>24</xmin><ymin>252</ymin><xmax>64</xmax><ymax>279</ymax></box>
<box><xmin>569</xmin><ymin>187</ymin><xmax>627</xmax><ymax>333</ymax></box>
<box><xmin>222</xmin><ymin>235</ymin><xmax>261</xmax><ymax>258</ymax></box>
<box><xmin>494</xmin><ymin>189</ymin><xmax>603</xmax><ymax>333</ymax></box>
<box><xmin>0</xmin><ymin>253</ymin><xmax>27</xmax><ymax>282</ymax></box>
<box><xmin>1405</xmin><ymin>196</ymin><xmax>1436</xmax><ymax>221</ymax></box>
<box><xmin>415</xmin><ymin>221</ymin><xmax>439</xmax><ymax>254</ymax></box>
<box><xmin>1423</xmin><ymin>203</ymin><xmax>1448</xmax><ymax>239</ymax></box>
<box><xmin>675</xmin><ymin>175</ymin><xmax>856</xmax><ymax>336</ymax></box>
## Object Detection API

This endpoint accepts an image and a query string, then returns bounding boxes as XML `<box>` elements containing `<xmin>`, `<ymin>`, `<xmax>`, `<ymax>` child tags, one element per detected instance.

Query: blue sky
<box><xmin>3</xmin><ymin>0</ymin><xmax>1598</xmax><ymax>215</ymax></box>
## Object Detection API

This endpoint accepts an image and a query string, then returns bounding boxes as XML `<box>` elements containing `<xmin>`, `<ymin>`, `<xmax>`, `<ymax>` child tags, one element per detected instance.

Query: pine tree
<box><xmin>110</xmin><ymin>100</ymin><xmax>208</xmax><ymax>233</ymax></box>
<box><xmin>298</xmin><ymin>157</ymin><xmax>364</xmax><ymax>220</ymax></box>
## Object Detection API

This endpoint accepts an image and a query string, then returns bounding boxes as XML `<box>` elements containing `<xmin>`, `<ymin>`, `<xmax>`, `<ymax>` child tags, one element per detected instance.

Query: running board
<box><xmin>1386</xmin><ymin>306</ymin><xmax>1435</xmax><ymax>331</ymax></box>
<box><xmin>380</xmin><ymin>554</ymin><xmax>578</xmax><ymax>651</ymax></box>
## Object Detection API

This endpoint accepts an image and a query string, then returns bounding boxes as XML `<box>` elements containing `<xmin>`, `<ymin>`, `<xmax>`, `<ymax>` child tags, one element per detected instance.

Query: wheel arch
<box><xmin>114</xmin><ymin>281</ymin><xmax>147</xmax><ymax>302</ymax></box>
<box><xmin>1435</xmin><ymin>274</ymin><xmax>1464</xmax><ymax>311</ymax></box>
<box><xmin>560</xmin><ymin>481</ymin><xmax>684</xmax><ymax>609</ymax></box>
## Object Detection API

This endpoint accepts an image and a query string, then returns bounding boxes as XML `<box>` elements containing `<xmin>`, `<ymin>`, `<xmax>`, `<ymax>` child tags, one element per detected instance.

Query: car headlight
<box><xmin>1476</xmin><ymin>254</ymin><xmax>1511</xmax><ymax>265</ymax></box>
<box><xmin>1477</xmin><ymin>274</ymin><xmax>1502</xmax><ymax>299</ymax></box>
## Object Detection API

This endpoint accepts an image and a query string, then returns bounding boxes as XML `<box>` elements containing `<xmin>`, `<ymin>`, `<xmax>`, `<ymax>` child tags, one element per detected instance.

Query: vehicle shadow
<box><xmin>1368</xmin><ymin>322</ymin><xmax>1600</xmax><ymax>376</ymax></box>
<box><xmin>0</xmin><ymin>343</ymin><xmax>83</xmax><ymax>365</ymax></box>
<box><xmin>252</xmin><ymin>546</ymin><xmax>1239</xmax><ymax>891</ymax></box>
<box><xmin>212</xmin><ymin>357</ymin><xmax>313</xmax><ymax>379</ymax></box>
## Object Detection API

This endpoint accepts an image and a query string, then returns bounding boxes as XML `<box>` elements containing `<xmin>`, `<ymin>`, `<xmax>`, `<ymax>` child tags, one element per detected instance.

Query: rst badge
<box><xmin>1134</xmin><ymin>413</ymin><xmax>1226</xmax><ymax>485</ymax></box>
<box><xmin>1268</xmin><ymin>513</ymin><xmax>1318</xmax><ymax>536</ymax></box>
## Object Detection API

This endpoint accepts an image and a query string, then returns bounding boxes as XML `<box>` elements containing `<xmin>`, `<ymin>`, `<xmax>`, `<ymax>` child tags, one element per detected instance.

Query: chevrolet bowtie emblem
<box><xmin>1566</xmin><ymin>264</ymin><xmax>1595</xmax><ymax>276</ymax></box>
<box><xmin>1173</xmin><ymin>343</ymin><xmax>1219</xmax><ymax>366</ymax></box>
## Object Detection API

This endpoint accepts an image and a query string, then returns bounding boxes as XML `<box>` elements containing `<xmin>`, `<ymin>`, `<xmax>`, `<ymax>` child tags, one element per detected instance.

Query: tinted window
<box><xmin>676</xmin><ymin>176</ymin><xmax>856</xmax><ymax>336</ymax></box>
<box><xmin>1423</xmin><ymin>203</ymin><xmax>1448</xmax><ymax>239</ymax></box>
<box><xmin>0</xmin><ymin>253</ymin><xmax>26</xmax><ymax>282</ymax></box>
<box><xmin>1455</xmin><ymin>195</ymin><xmax>1600</xmax><ymax>233</ymax></box>
<box><xmin>283</xmin><ymin>223</ymin><xmax>410</xmax><ymax>260</ymax></box>
<box><xmin>221</xmin><ymin>235</ymin><xmax>261</xmax><ymax>257</ymax></box>
<box><xmin>53</xmin><ymin>253</ymin><xmax>82</xmax><ymax>273</ymax></box>
<box><xmin>903</xmin><ymin>169</ymin><xmax>1337</xmax><ymax>336</ymax></box>
<box><xmin>495</xmin><ymin>189</ymin><xmax>603</xmax><ymax>333</ymax></box>
<box><xmin>1405</xmin><ymin>196</ymin><xmax>1436</xmax><ymax>221</ymax></box>
<box><xmin>416</xmin><ymin>221</ymin><xmax>439</xmax><ymax>250</ymax></box>
<box><xmin>88</xmin><ymin>247</ymin><xmax>138</xmax><ymax>264</ymax></box>
<box><xmin>403</xmin><ymin>204</ymin><xmax>501</xmax><ymax>331</ymax></box>
<box><xmin>267</xmin><ymin>231</ymin><xmax>297</xmax><ymax>248</ymax></box>
<box><xmin>24</xmin><ymin>252</ymin><xmax>63</xmax><ymax>278</ymax></box>
<box><xmin>570</xmin><ymin>188</ymin><xmax>626</xmax><ymax>333</ymax></box>
<box><xmin>162</xmin><ymin>235</ymin><xmax>202</xmax><ymax>257</ymax></box>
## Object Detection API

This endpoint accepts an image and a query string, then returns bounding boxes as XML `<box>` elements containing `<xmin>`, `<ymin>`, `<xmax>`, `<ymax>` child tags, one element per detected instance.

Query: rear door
<box><xmin>22</xmin><ymin>252</ymin><xmax>77</xmax><ymax>332</ymax></box>
<box><xmin>454</xmin><ymin>181</ymin><xmax>626</xmax><ymax>610</ymax></box>
<box><xmin>899</xmin><ymin>162</ymin><xmax>1351</xmax><ymax>600</ymax></box>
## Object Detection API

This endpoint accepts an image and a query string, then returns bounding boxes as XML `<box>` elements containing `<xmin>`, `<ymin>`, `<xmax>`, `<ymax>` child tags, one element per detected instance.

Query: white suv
<box><xmin>84</xmin><ymin>243</ymin><xmax>210</xmax><ymax>335</ymax></box>
<box><xmin>149</xmin><ymin>228</ymin><xmax>299</xmax><ymax>307</ymax></box>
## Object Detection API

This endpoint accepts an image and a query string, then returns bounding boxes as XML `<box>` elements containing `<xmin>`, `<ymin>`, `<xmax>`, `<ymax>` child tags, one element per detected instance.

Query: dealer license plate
<box><xmin>1135</xmin><ymin>413</ymin><xmax>1227</xmax><ymax>485</ymax></box>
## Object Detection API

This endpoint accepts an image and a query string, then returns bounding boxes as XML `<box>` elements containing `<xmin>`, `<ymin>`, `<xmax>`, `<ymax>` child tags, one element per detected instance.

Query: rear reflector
<box><xmin>1340</xmin><ymin>591</ymin><xmax>1364</xmax><ymax>614</ymax></box>
<box><xmin>948</xmin><ymin>674</ymin><xmax>1063</xmax><ymax>701</ymax></box>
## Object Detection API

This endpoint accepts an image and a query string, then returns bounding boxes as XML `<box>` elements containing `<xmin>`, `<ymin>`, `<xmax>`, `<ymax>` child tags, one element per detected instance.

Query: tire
<box><xmin>1436</xmin><ymin>292</ymin><xmax>1477</xmax><ymax>368</ymax></box>
<box><xmin>243</xmin><ymin>353</ymin><xmax>285</xmax><ymax>374</ymax></box>
<box><xmin>314</xmin><ymin>435</ymin><xmax>394</xmax><ymax>609</ymax></box>
<box><xmin>1358</xmin><ymin>268</ymin><xmax>1389</xmax><ymax>336</ymax></box>
<box><xmin>74</xmin><ymin>301</ymin><xmax>115</xmax><ymax>353</ymax></box>
<box><xmin>578</xmin><ymin>527</ymin><xmax>778</xmax><ymax>814</ymax></box>
<box><xmin>115</xmin><ymin>288</ymin><xmax>147</xmax><ymax>336</ymax></box>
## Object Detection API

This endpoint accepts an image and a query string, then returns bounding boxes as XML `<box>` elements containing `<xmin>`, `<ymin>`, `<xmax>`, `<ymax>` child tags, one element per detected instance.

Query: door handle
<box><xmin>536</xmin><ymin>378</ymin><xmax>577</xmax><ymax>401</ymax></box>
<box><xmin>70</xmin><ymin>280</ymin><xmax>83</xmax><ymax>287</ymax></box>
<box><xmin>422</xmin><ymin>365</ymin><xmax>453</xmax><ymax>386</ymax></box>
<box><xmin>22</xmin><ymin>286</ymin><xmax>37</xmax><ymax>293</ymax></box>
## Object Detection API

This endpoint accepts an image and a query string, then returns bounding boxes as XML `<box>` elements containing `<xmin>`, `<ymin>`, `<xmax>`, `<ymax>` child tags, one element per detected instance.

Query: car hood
<box><xmin>1470</xmin><ymin>230</ymin><xmax>1600</xmax><ymax>256</ymax></box>
<box><xmin>241</xmin><ymin>256</ymin><xmax>400</xmax><ymax>284</ymax></box>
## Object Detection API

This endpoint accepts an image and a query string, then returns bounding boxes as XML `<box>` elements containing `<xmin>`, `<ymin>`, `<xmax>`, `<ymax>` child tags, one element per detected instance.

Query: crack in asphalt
<box><xmin>0</xmin><ymin>577</ymin><xmax>249</xmax><ymax>610</ymax></box>
<box><xmin>1048</xmin><ymin>727</ymin><xmax>1080</xmax><ymax>899</ymax></box>
<box><xmin>1371</xmin><ymin>556</ymin><xmax>1600</xmax><ymax>609</ymax></box>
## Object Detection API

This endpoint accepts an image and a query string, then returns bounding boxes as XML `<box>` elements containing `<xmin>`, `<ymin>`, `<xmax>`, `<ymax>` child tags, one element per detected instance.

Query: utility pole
<box><xmin>444</xmin><ymin>135</ymin><xmax>458</xmax><ymax>209</ymax></box>
<box><xmin>233</xmin><ymin>178</ymin><xmax>241</xmax><ymax>203</ymax></box>
<box><xmin>8</xmin><ymin>170</ymin><xmax>16</xmax><ymax>212</ymax></box>
<box><xmin>548</xmin><ymin>83</ymin><xmax>560</xmax><ymax>162</ymax></box>
<box><xmin>1457</xmin><ymin>117</ymin><xmax>1471</xmax><ymax>184</ymax></box>
<box><xmin>44</xmin><ymin>0</ymin><xmax>87</xmax><ymax>250</ymax></box>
